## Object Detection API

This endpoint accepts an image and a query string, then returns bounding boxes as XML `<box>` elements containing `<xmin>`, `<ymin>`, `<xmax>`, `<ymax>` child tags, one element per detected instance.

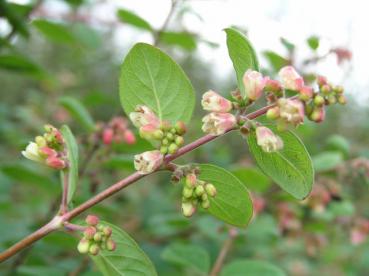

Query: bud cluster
<box><xmin>77</xmin><ymin>215</ymin><xmax>116</xmax><ymax>256</ymax></box>
<box><xmin>100</xmin><ymin>116</ymin><xmax>136</xmax><ymax>145</ymax></box>
<box><xmin>22</xmin><ymin>124</ymin><xmax>66</xmax><ymax>170</ymax></box>
<box><xmin>181</xmin><ymin>172</ymin><xmax>217</xmax><ymax>217</ymax></box>
<box><xmin>129</xmin><ymin>105</ymin><xmax>188</xmax><ymax>174</ymax></box>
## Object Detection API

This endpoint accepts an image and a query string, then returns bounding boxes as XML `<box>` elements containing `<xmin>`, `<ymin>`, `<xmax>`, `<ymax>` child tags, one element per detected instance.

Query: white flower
<box><xmin>242</xmin><ymin>70</ymin><xmax>267</xmax><ymax>100</ymax></box>
<box><xmin>278</xmin><ymin>66</ymin><xmax>304</xmax><ymax>91</ymax></box>
<box><xmin>201</xmin><ymin>90</ymin><xmax>233</xmax><ymax>113</ymax></box>
<box><xmin>22</xmin><ymin>142</ymin><xmax>43</xmax><ymax>163</ymax></box>
<box><xmin>134</xmin><ymin>150</ymin><xmax>163</xmax><ymax>174</ymax></box>
<box><xmin>202</xmin><ymin>112</ymin><xmax>237</xmax><ymax>136</ymax></box>
<box><xmin>255</xmin><ymin>126</ymin><xmax>284</xmax><ymax>153</ymax></box>
<box><xmin>129</xmin><ymin>105</ymin><xmax>160</xmax><ymax>129</ymax></box>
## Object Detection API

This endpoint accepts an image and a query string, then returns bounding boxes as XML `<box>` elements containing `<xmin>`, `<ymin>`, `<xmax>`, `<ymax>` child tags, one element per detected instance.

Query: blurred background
<box><xmin>0</xmin><ymin>0</ymin><xmax>369</xmax><ymax>275</ymax></box>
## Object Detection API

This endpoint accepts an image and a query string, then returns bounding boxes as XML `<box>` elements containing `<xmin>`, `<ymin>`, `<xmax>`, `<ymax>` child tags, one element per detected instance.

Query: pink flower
<box><xmin>255</xmin><ymin>126</ymin><xmax>283</xmax><ymax>153</ymax></box>
<box><xmin>278</xmin><ymin>98</ymin><xmax>305</xmax><ymax>126</ymax></box>
<box><xmin>201</xmin><ymin>90</ymin><xmax>233</xmax><ymax>113</ymax></box>
<box><xmin>129</xmin><ymin>105</ymin><xmax>160</xmax><ymax>129</ymax></box>
<box><xmin>202</xmin><ymin>112</ymin><xmax>237</xmax><ymax>136</ymax></box>
<box><xmin>242</xmin><ymin>70</ymin><xmax>267</xmax><ymax>101</ymax></box>
<box><xmin>278</xmin><ymin>66</ymin><xmax>304</xmax><ymax>91</ymax></box>
<box><xmin>299</xmin><ymin>86</ymin><xmax>313</xmax><ymax>101</ymax></box>
<box><xmin>265</xmin><ymin>79</ymin><xmax>282</xmax><ymax>94</ymax></box>
<box><xmin>134</xmin><ymin>150</ymin><xmax>163</xmax><ymax>174</ymax></box>
<box><xmin>46</xmin><ymin>156</ymin><xmax>66</xmax><ymax>170</ymax></box>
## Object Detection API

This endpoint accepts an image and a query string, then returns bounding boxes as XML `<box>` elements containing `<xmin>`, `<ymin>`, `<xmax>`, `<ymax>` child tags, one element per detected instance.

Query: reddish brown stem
<box><xmin>60</xmin><ymin>171</ymin><xmax>69</xmax><ymax>215</ymax></box>
<box><xmin>0</xmin><ymin>102</ymin><xmax>274</xmax><ymax>263</ymax></box>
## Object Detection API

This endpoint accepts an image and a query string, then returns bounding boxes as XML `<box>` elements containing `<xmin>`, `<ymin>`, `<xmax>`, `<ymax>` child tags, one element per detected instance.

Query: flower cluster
<box><xmin>181</xmin><ymin>172</ymin><xmax>217</xmax><ymax>217</ymax></box>
<box><xmin>22</xmin><ymin>125</ymin><xmax>66</xmax><ymax>170</ymax></box>
<box><xmin>77</xmin><ymin>215</ymin><xmax>116</xmax><ymax>256</ymax></box>
<box><xmin>129</xmin><ymin>105</ymin><xmax>187</xmax><ymax>174</ymax></box>
<box><xmin>201</xmin><ymin>91</ymin><xmax>237</xmax><ymax>136</ymax></box>
<box><xmin>101</xmin><ymin>117</ymin><xmax>136</xmax><ymax>145</ymax></box>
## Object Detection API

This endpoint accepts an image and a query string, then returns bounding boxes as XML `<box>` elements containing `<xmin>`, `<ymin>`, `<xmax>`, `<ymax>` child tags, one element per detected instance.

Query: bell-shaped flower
<box><xmin>242</xmin><ymin>70</ymin><xmax>267</xmax><ymax>101</ymax></box>
<box><xmin>22</xmin><ymin>142</ymin><xmax>44</xmax><ymax>163</ymax></box>
<box><xmin>278</xmin><ymin>98</ymin><xmax>305</xmax><ymax>126</ymax></box>
<box><xmin>278</xmin><ymin>66</ymin><xmax>304</xmax><ymax>91</ymax></box>
<box><xmin>202</xmin><ymin>112</ymin><xmax>237</xmax><ymax>136</ymax></box>
<box><xmin>134</xmin><ymin>150</ymin><xmax>163</xmax><ymax>174</ymax></box>
<box><xmin>129</xmin><ymin>105</ymin><xmax>160</xmax><ymax>129</ymax></box>
<box><xmin>255</xmin><ymin>126</ymin><xmax>284</xmax><ymax>153</ymax></box>
<box><xmin>201</xmin><ymin>90</ymin><xmax>233</xmax><ymax>113</ymax></box>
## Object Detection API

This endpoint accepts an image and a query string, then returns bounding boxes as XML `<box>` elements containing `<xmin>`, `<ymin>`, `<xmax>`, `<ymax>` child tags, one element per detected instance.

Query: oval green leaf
<box><xmin>119</xmin><ymin>43</ymin><xmax>195</xmax><ymax>124</ymax></box>
<box><xmin>312</xmin><ymin>151</ymin><xmax>343</xmax><ymax>172</ymax></box>
<box><xmin>117</xmin><ymin>9</ymin><xmax>152</xmax><ymax>31</ymax></box>
<box><xmin>198</xmin><ymin>164</ymin><xmax>253</xmax><ymax>227</ymax></box>
<box><xmin>225</xmin><ymin>27</ymin><xmax>259</xmax><ymax>97</ymax></box>
<box><xmin>221</xmin><ymin>259</ymin><xmax>286</xmax><ymax>276</ymax></box>
<box><xmin>91</xmin><ymin>222</ymin><xmax>157</xmax><ymax>276</ymax></box>
<box><xmin>60</xmin><ymin>125</ymin><xmax>79</xmax><ymax>204</ymax></box>
<box><xmin>32</xmin><ymin>19</ymin><xmax>77</xmax><ymax>45</ymax></box>
<box><xmin>247</xmin><ymin>128</ymin><xmax>314</xmax><ymax>199</ymax></box>
<box><xmin>59</xmin><ymin>96</ymin><xmax>96</xmax><ymax>133</ymax></box>
<box><xmin>161</xmin><ymin>243</ymin><xmax>210</xmax><ymax>274</ymax></box>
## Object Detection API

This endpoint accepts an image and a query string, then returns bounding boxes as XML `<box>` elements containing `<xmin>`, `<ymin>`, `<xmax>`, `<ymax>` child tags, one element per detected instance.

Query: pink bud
<box><xmin>134</xmin><ymin>150</ymin><xmax>164</xmax><ymax>175</ymax></box>
<box><xmin>278</xmin><ymin>98</ymin><xmax>305</xmax><ymax>126</ymax></box>
<box><xmin>84</xmin><ymin>226</ymin><xmax>97</xmax><ymax>240</ymax></box>
<box><xmin>39</xmin><ymin>146</ymin><xmax>57</xmax><ymax>158</ymax></box>
<box><xmin>265</xmin><ymin>79</ymin><xmax>282</xmax><ymax>94</ymax></box>
<box><xmin>123</xmin><ymin>130</ymin><xmax>136</xmax><ymax>144</ymax></box>
<box><xmin>299</xmin><ymin>86</ymin><xmax>313</xmax><ymax>101</ymax></box>
<box><xmin>317</xmin><ymin>75</ymin><xmax>327</xmax><ymax>87</ymax></box>
<box><xmin>242</xmin><ymin>70</ymin><xmax>267</xmax><ymax>101</ymax></box>
<box><xmin>201</xmin><ymin>90</ymin><xmax>233</xmax><ymax>113</ymax></box>
<box><xmin>278</xmin><ymin>66</ymin><xmax>304</xmax><ymax>91</ymax></box>
<box><xmin>46</xmin><ymin>156</ymin><xmax>66</xmax><ymax>170</ymax></box>
<box><xmin>86</xmin><ymin>215</ymin><xmax>100</xmax><ymax>226</ymax></box>
<box><xmin>102</xmin><ymin>128</ymin><xmax>114</xmax><ymax>145</ymax></box>
<box><xmin>201</xmin><ymin>112</ymin><xmax>237</xmax><ymax>136</ymax></box>
<box><xmin>139</xmin><ymin>124</ymin><xmax>163</xmax><ymax>140</ymax></box>
<box><xmin>255</xmin><ymin>126</ymin><xmax>284</xmax><ymax>153</ymax></box>
<box><xmin>129</xmin><ymin>105</ymin><xmax>160</xmax><ymax>129</ymax></box>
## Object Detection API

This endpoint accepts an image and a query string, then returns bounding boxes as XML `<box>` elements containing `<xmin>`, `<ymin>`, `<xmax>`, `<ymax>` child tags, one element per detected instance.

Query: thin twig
<box><xmin>60</xmin><ymin>171</ymin><xmax>69</xmax><ymax>215</ymax></box>
<box><xmin>153</xmin><ymin>0</ymin><xmax>179</xmax><ymax>46</ymax></box>
<box><xmin>0</xmin><ymin>102</ymin><xmax>275</xmax><ymax>263</ymax></box>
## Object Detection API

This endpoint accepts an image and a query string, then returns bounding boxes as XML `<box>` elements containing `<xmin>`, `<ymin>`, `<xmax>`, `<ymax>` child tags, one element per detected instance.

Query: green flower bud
<box><xmin>168</xmin><ymin>143</ymin><xmax>178</xmax><ymax>154</ymax></box>
<box><xmin>89</xmin><ymin>244</ymin><xmax>100</xmax><ymax>256</ymax></box>
<box><xmin>201</xmin><ymin>193</ymin><xmax>208</xmax><ymax>201</ymax></box>
<box><xmin>182</xmin><ymin>186</ymin><xmax>193</xmax><ymax>198</ymax></box>
<box><xmin>313</xmin><ymin>95</ymin><xmax>325</xmax><ymax>106</ymax></box>
<box><xmin>327</xmin><ymin>95</ymin><xmax>337</xmax><ymax>105</ymax></box>
<box><xmin>185</xmin><ymin>173</ymin><xmax>197</xmax><ymax>188</ymax></box>
<box><xmin>83</xmin><ymin>226</ymin><xmax>97</xmax><ymax>240</ymax></box>
<box><xmin>77</xmin><ymin>239</ymin><xmax>90</xmax><ymax>254</ymax></box>
<box><xmin>154</xmin><ymin>130</ymin><xmax>164</xmax><ymax>140</ymax></box>
<box><xmin>201</xmin><ymin>200</ymin><xmax>210</xmax><ymax>209</ymax></box>
<box><xmin>338</xmin><ymin>95</ymin><xmax>347</xmax><ymax>105</ymax></box>
<box><xmin>170</xmin><ymin>127</ymin><xmax>177</xmax><ymax>134</ymax></box>
<box><xmin>175</xmin><ymin>121</ymin><xmax>187</xmax><ymax>135</ymax></box>
<box><xmin>205</xmin><ymin>183</ymin><xmax>217</xmax><ymax>197</ymax></box>
<box><xmin>35</xmin><ymin>136</ymin><xmax>46</xmax><ymax>147</ymax></box>
<box><xmin>103</xmin><ymin>226</ymin><xmax>112</xmax><ymax>237</ymax></box>
<box><xmin>266</xmin><ymin>107</ymin><xmax>280</xmax><ymax>120</ymax></box>
<box><xmin>321</xmin><ymin>84</ymin><xmax>331</xmax><ymax>95</ymax></box>
<box><xmin>175</xmin><ymin>136</ymin><xmax>184</xmax><ymax>146</ymax></box>
<box><xmin>195</xmin><ymin>185</ymin><xmax>205</xmax><ymax>196</ymax></box>
<box><xmin>160</xmin><ymin>120</ymin><xmax>172</xmax><ymax>131</ymax></box>
<box><xmin>191</xmin><ymin>198</ymin><xmax>199</xmax><ymax>206</ymax></box>
<box><xmin>182</xmin><ymin>202</ymin><xmax>196</xmax><ymax>217</ymax></box>
<box><xmin>160</xmin><ymin>146</ymin><xmax>168</xmax><ymax>154</ymax></box>
<box><xmin>162</xmin><ymin>138</ymin><xmax>169</xmax><ymax>145</ymax></box>
<box><xmin>93</xmin><ymin>232</ymin><xmax>102</xmax><ymax>242</ymax></box>
<box><xmin>333</xmin><ymin>85</ymin><xmax>344</xmax><ymax>94</ymax></box>
<box><xmin>166</xmin><ymin>132</ymin><xmax>174</xmax><ymax>141</ymax></box>
<box><xmin>106</xmin><ymin>238</ymin><xmax>116</xmax><ymax>251</ymax></box>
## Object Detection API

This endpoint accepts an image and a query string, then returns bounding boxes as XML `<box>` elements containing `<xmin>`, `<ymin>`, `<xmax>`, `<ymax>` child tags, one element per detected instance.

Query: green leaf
<box><xmin>198</xmin><ymin>164</ymin><xmax>253</xmax><ymax>227</ymax></box>
<box><xmin>0</xmin><ymin>54</ymin><xmax>44</xmax><ymax>76</ymax></box>
<box><xmin>91</xmin><ymin>222</ymin><xmax>157</xmax><ymax>276</ymax></box>
<box><xmin>32</xmin><ymin>19</ymin><xmax>78</xmax><ymax>44</ymax></box>
<box><xmin>263</xmin><ymin>51</ymin><xmax>289</xmax><ymax>72</ymax></box>
<box><xmin>307</xmin><ymin>36</ymin><xmax>320</xmax><ymax>51</ymax></box>
<box><xmin>312</xmin><ymin>151</ymin><xmax>343</xmax><ymax>172</ymax></box>
<box><xmin>220</xmin><ymin>259</ymin><xmax>286</xmax><ymax>276</ymax></box>
<box><xmin>60</xmin><ymin>125</ymin><xmax>79</xmax><ymax>204</ymax></box>
<box><xmin>161</xmin><ymin>243</ymin><xmax>210</xmax><ymax>274</ymax></box>
<box><xmin>116</xmin><ymin>9</ymin><xmax>152</xmax><ymax>31</ymax></box>
<box><xmin>119</xmin><ymin>43</ymin><xmax>195</xmax><ymax>124</ymax></box>
<box><xmin>280</xmin><ymin>37</ymin><xmax>295</xmax><ymax>52</ymax></box>
<box><xmin>59</xmin><ymin>97</ymin><xmax>95</xmax><ymax>133</ymax></box>
<box><xmin>231</xmin><ymin>167</ymin><xmax>271</xmax><ymax>193</ymax></box>
<box><xmin>225</xmin><ymin>27</ymin><xmax>259</xmax><ymax>97</ymax></box>
<box><xmin>247</xmin><ymin>128</ymin><xmax>314</xmax><ymax>199</ymax></box>
<box><xmin>159</xmin><ymin>31</ymin><xmax>197</xmax><ymax>51</ymax></box>
<box><xmin>326</xmin><ymin>134</ymin><xmax>350</xmax><ymax>156</ymax></box>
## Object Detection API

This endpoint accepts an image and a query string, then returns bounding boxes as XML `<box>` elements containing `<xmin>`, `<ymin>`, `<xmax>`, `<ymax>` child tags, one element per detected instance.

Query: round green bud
<box><xmin>185</xmin><ymin>173</ymin><xmax>197</xmax><ymax>188</ymax></box>
<box><xmin>154</xmin><ymin>130</ymin><xmax>164</xmax><ymax>140</ymax></box>
<box><xmin>195</xmin><ymin>185</ymin><xmax>205</xmax><ymax>196</ymax></box>
<box><xmin>205</xmin><ymin>183</ymin><xmax>217</xmax><ymax>197</ymax></box>
<box><xmin>77</xmin><ymin>239</ymin><xmax>90</xmax><ymax>254</ymax></box>
<box><xmin>170</xmin><ymin>127</ymin><xmax>177</xmax><ymax>134</ymax></box>
<box><xmin>168</xmin><ymin>143</ymin><xmax>178</xmax><ymax>154</ymax></box>
<box><xmin>337</xmin><ymin>95</ymin><xmax>347</xmax><ymax>105</ymax></box>
<box><xmin>160</xmin><ymin>146</ymin><xmax>168</xmax><ymax>154</ymax></box>
<box><xmin>106</xmin><ymin>238</ymin><xmax>116</xmax><ymax>251</ymax></box>
<box><xmin>182</xmin><ymin>187</ymin><xmax>193</xmax><ymax>198</ymax></box>
<box><xmin>191</xmin><ymin>198</ymin><xmax>199</xmax><ymax>206</ymax></box>
<box><xmin>175</xmin><ymin>121</ymin><xmax>187</xmax><ymax>135</ymax></box>
<box><xmin>103</xmin><ymin>226</ymin><xmax>112</xmax><ymax>237</ymax></box>
<box><xmin>327</xmin><ymin>95</ymin><xmax>337</xmax><ymax>105</ymax></box>
<box><xmin>175</xmin><ymin>136</ymin><xmax>184</xmax><ymax>146</ymax></box>
<box><xmin>93</xmin><ymin>232</ymin><xmax>102</xmax><ymax>242</ymax></box>
<box><xmin>313</xmin><ymin>95</ymin><xmax>325</xmax><ymax>106</ymax></box>
<box><xmin>321</xmin><ymin>84</ymin><xmax>331</xmax><ymax>95</ymax></box>
<box><xmin>162</xmin><ymin>138</ymin><xmax>169</xmax><ymax>145</ymax></box>
<box><xmin>160</xmin><ymin>120</ymin><xmax>172</xmax><ymax>131</ymax></box>
<box><xmin>182</xmin><ymin>202</ymin><xmax>195</xmax><ymax>217</ymax></box>
<box><xmin>201</xmin><ymin>200</ymin><xmax>210</xmax><ymax>209</ymax></box>
<box><xmin>266</xmin><ymin>107</ymin><xmax>279</xmax><ymax>120</ymax></box>
<box><xmin>35</xmin><ymin>136</ymin><xmax>46</xmax><ymax>147</ymax></box>
<box><xmin>333</xmin><ymin>85</ymin><xmax>344</xmax><ymax>94</ymax></box>
<box><xmin>166</xmin><ymin>132</ymin><xmax>174</xmax><ymax>141</ymax></box>
<box><xmin>201</xmin><ymin>193</ymin><xmax>208</xmax><ymax>201</ymax></box>
<box><xmin>89</xmin><ymin>244</ymin><xmax>100</xmax><ymax>256</ymax></box>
